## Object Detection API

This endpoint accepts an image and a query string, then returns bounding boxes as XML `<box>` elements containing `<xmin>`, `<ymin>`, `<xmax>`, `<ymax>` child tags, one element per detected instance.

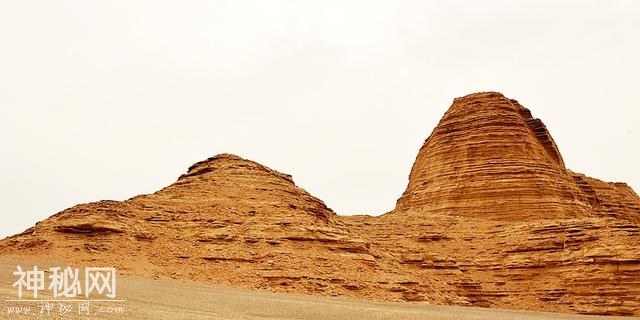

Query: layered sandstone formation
<box><xmin>382</xmin><ymin>92</ymin><xmax>640</xmax><ymax>315</ymax></box>
<box><xmin>395</xmin><ymin>92</ymin><xmax>590</xmax><ymax>219</ymax></box>
<box><xmin>0</xmin><ymin>154</ymin><xmax>381</xmax><ymax>298</ymax></box>
<box><xmin>1</xmin><ymin>92</ymin><xmax>639</xmax><ymax>316</ymax></box>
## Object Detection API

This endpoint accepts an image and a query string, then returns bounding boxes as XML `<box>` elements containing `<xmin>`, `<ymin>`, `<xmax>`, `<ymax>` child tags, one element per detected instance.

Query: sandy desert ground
<box><xmin>0</xmin><ymin>259</ymin><xmax>634</xmax><ymax>320</ymax></box>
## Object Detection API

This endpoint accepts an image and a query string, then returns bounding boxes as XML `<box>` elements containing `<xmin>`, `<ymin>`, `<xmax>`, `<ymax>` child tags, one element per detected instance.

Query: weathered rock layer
<box><xmin>386</xmin><ymin>92</ymin><xmax>640</xmax><ymax>315</ymax></box>
<box><xmin>1</xmin><ymin>92</ymin><xmax>639</xmax><ymax>316</ymax></box>
<box><xmin>395</xmin><ymin>92</ymin><xmax>591</xmax><ymax>220</ymax></box>
<box><xmin>1</xmin><ymin>154</ymin><xmax>378</xmax><ymax>299</ymax></box>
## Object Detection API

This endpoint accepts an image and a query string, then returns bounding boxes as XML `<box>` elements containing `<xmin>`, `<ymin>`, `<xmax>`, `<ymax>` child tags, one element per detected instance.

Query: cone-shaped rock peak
<box><xmin>394</xmin><ymin>92</ymin><xmax>592</xmax><ymax>220</ymax></box>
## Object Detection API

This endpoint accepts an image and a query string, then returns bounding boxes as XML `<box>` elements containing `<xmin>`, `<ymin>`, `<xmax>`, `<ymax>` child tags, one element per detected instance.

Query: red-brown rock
<box><xmin>1</xmin><ymin>92</ymin><xmax>639</xmax><ymax>316</ymax></box>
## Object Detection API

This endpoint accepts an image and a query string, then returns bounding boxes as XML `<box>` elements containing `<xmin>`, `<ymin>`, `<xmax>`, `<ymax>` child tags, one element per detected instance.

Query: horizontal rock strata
<box><xmin>1</xmin><ymin>92</ymin><xmax>639</xmax><ymax>316</ymax></box>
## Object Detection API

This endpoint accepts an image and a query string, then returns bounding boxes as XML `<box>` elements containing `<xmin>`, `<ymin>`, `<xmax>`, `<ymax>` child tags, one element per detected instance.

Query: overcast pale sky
<box><xmin>1</xmin><ymin>0</ymin><xmax>638</xmax><ymax>239</ymax></box>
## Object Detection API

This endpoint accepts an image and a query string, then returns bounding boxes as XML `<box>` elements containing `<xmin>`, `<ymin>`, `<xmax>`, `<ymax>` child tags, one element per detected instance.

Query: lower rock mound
<box><xmin>0</xmin><ymin>154</ymin><xmax>382</xmax><ymax>299</ymax></box>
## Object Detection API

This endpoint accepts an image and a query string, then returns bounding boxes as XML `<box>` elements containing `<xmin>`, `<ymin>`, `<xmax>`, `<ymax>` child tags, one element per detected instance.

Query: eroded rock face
<box><xmin>383</xmin><ymin>92</ymin><xmax>640</xmax><ymax>315</ymax></box>
<box><xmin>0</xmin><ymin>154</ymin><xmax>378</xmax><ymax>300</ymax></box>
<box><xmin>1</xmin><ymin>92</ymin><xmax>639</xmax><ymax>316</ymax></box>
<box><xmin>395</xmin><ymin>92</ymin><xmax>591</xmax><ymax>220</ymax></box>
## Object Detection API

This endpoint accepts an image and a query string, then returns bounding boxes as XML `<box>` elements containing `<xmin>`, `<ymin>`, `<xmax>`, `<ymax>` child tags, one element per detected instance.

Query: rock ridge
<box><xmin>1</xmin><ymin>92</ymin><xmax>639</xmax><ymax>316</ymax></box>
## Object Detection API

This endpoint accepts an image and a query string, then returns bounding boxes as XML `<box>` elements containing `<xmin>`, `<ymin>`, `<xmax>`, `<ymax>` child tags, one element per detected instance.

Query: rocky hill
<box><xmin>1</xmin><ymin>92</ymin><xmax>639</xmax><ymax>316</ymax></box>
<box><xmin>367</xmin><ymin>92</ymin><xmax>640</xmax><ymax>315</ymax></box>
